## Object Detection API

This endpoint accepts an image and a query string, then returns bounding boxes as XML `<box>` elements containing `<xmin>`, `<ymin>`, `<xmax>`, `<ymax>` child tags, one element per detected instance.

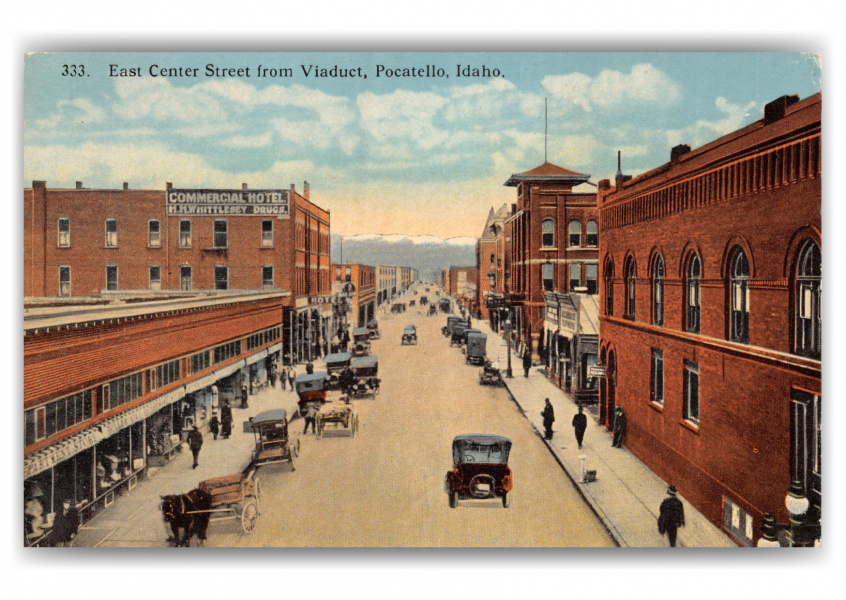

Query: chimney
<box><xmin>32</xmin><ymin>180</ymin><xmax>46</xmax><ymax>190</ymax></box>
<box><xmin>614</xmin><ymin>152</ymin><xmax>631</xmax><ymax>189</ymax></box>
<box><xmin>242</xmin><ymin>183</ymin><xmax>248</xmax><ymax>190</ymax></box>
<box><xmin>123</xmin><ymin>182</ymin><xmax>129</xmax><ymax>190</ymax></box>
<box><xmin>303</xmin><ymin>180</ymin><xmax>310</xmax><ymax>200</ymax></box>
<box><xmin>166</xmin><ymin>182</ymin><xmax>173</xmax><ymax>190</ymax></box>
<box><xmin>75</xmin><ymin>181</ymin><xmax>83</xmax><ymax>189</ymax></box>
<box><xmin>670</xmin><ymin>144</ymin><xmax>691</xmax><ymax>163</ymax></box>
<box><xmin>764</xmin><ymin>94</ymin><xmax>800</xmax><ymax>125</ymax></box>
<box><xmin>598</xmin><ymin>179</ymin><xmax>611</xmax><ymax>191</ymax></box>
<box><xmin>290</xmin><ymin>183</ymin><xmax>296</xmax><ymax>194</ymax></box>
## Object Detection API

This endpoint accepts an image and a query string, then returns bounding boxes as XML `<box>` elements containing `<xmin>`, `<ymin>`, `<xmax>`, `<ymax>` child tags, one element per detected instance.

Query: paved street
<box><xmin>76</xmin><ymin>291</ymin><xmax>613</xmax><ymax>547</ymax></box>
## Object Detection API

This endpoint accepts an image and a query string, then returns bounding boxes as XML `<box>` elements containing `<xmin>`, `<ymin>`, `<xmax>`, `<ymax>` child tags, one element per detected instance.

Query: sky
<box><xmin>24</xmin><ymin>52</ymin><xmax>821</xmax><ymax>238</ymax></box>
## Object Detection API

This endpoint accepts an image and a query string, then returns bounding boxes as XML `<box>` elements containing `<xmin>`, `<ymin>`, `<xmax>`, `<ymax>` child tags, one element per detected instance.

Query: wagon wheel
<box><xmin>293</xmin><ymin>438</ymin><xmax>301</xmax><ymax>457</ymax></box>
<box><xmin>240</xmin><ymin>500</ymin><xmax>259</xmax><ymax>533</ymax></box>
<box><xmin>502</xmin><ymin>492</ymin><xmax>510</xmax><ymax>508</ymax></box>
<box><xmin>316</xmin><ymin>418</ymin><xmax>324</xmax><ymax>438</ymax></box>
<box><xmin>351</xmin><ymin>413</ymin><xmax>357</xmax><ymax>437</ymax></box>
<box><xmin>253</xmin><ymin>478</ymin><xmax>262</xmax><ymax>514</ymax></box>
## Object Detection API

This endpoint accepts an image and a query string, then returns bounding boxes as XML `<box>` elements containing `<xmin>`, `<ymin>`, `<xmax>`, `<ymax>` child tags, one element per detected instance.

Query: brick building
<box><xmin>477</xmin><ymin>204</ymin><xmax>511</xmax><ymax>322</ymax></box>
<box><xmin>442</xmin><ymin>266</ymin><xmax>478</xmax><ymax>314</ymax></box>
<box><xmin>598</xmin><ymin>93</ymin><xmax>821</xmax><ymax>546</ymax></box>
<box><xmin>24</xmin><ymin>180</ymin><xmax>332</xmax><ymax>364</ymax></box>
<box><xmin>503</xmin><ymin>162</ymin><xmax>599</xmax><ymax>357</ymax></box>
<box><xmin>332</xmin><ymin>263</ymin><xmax>376</xmax><ymax>327</ymax></box>
<box><xmin>376</xmin><ymin>265</ymin><xmax>399</xmax><ymax>305</ymax></box>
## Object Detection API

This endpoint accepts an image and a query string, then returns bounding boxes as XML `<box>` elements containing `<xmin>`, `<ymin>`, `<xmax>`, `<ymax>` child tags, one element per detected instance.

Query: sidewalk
<box><xmin>474</xmin><ymin>319</ymin><xmax>736</xmax><ymax>548</ymax></box>
<box><xmin>71</xmin><ymin>361</ymin><xmax>319</xmax><ymax>547</ymax></box>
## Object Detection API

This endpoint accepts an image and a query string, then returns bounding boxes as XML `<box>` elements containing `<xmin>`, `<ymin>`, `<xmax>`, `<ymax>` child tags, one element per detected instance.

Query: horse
<box><xmin>160</xmin><ymin>488</ymin><xmax>212</xmax><ymax>547</ymax></box>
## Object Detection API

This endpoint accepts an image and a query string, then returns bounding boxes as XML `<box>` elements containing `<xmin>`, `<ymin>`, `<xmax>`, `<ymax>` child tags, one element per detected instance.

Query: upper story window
<box><xmin>569</xmin><ymin>263</ymin><xmax>581</xmax><ymax>291</ymax></box>
<box><xmin>105</xmin><ymin>218</ymin><xmax>118</xmax><ymax>247</ymax></box>
<box><xmin>59</xmin><ymin>266</ymin><xmax>71</xmax><ymax>297</ymax></box>
<box><xmin>686</xmin><ymin>253</ymin><xmax>701</xmax><ymax>334</ymax></box>
<box><xmin>795</xmin><ymin>240</ymin><xmax>821</xmax><ymax>359</ymax></box>
<box><xmin>586</xmin><ymin>264</ymin><xmax>598</xmax><ymax>295</ymax></box>
<box><xmin>651</xmin><ymin>348</ymin><xmax>664</xmax><ymax>406</ymax></box>
<box><xmin>262</xmin><ymin>219</ymin><xmax>274</xmax><ymax>248</ymax></box>
<box><xmin>542</xmin><ymin>218</ymin><xmax>555</xmax><ymax>247</ymax></box>
<box><xmin>604</xmin><ymin>260</ymin><xmax>614</xmax><ymax>316</ymax></box>
<box><xmin>57</xmin><ymin>218</ymin><xmax>70</xmax><ymax>247</ymax></box>
<box><xmin>214</xmin><ymin>219</ymin><xmax>228</xmax><ymax>248</ymax></box>
<box><xmin>149</xmin><ymin>265</ymin><xmax>161</xmax><ymax>291</ymax></box>
<box><xmin>586</xmin><ymin>220</ymin><xmax>598</xmax><ymax>247</ymax></box>
<box><xmin>568</xmin><ymin>220</ymin><xmax>582</xmax><ymax>247</ymax></box>
<box><xmin>179</xmin><ymin>219</ymin><xmax>192</xmax><ymax>247</ymax></box>
<box><xmin>624</xmin><ymin>256</ymin><xmax>636</xmax><ymax>319</ymax></box>
<box><xmin>148</xmin><ymin>219</ymin><xmax>161</xmax><ymax>247</ymax></box>
<box><xmin>652</xmin><ymin>255</ymin><xmax>664</xmax><ymax>326</ymax></box>
<box><xmin>542</xmin><ymin>263</ymin><xmax>554</xmax><ymax>292</ymax></box>
<box><xmin>262</xmin><ymin>265</ymin><xmax>274</xmax><ymax>289</ymax></box>
<box><xmin>180</xmin><ymin>265</ymin><xmax>192</xmax><ymax>291</ymax></box>
<box><xmin>215</xmin><ymin>265</ymin><xmax>228</xmax><ymax>290</ymax></box>
<box><xmin>683</xmin><ymin>360</ymin><xmax>700</xmax><ymax>426</ymax></box>
<box><xmin>729</xmin><ymin>248</ymin><xmax>750</xmax><ymax>344</ymax></box>
<box><xmin>106</xmin><ymin>265</ymin><xmax>118</xmax><ymax>291</ymax></box>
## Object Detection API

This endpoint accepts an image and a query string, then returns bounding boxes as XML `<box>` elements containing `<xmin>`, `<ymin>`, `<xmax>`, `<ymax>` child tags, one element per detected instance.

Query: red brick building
<box><xmin>477</xmin><ymin>204</ymin><xmax>511</xmax><ymax>321</ymax></box>
<box><xmin>332</xmin><ymin>263</ymin><xmax>376</xmax><ymax>327</ymax></box>
<box><xmin>598</xmin><ymin>93</ymin><xmax>821</xmax><ymax>546</ymax></box>
<box><xmin>24</xmin><ymin>180</ymin><xmax>332</xmax><ymax>363</ymax></box>
<box><xmin>503</xmin><ymin>162</ymin><xmax>599</xmax><ymax>357</ymax></box>
<box><xmin>443</xmin><ymin>266</ymin><xmax>478</xmax><ymax>314</ymax></box>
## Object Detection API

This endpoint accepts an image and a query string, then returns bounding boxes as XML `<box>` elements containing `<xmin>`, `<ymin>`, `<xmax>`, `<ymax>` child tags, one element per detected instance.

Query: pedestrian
<box><xmin>306</xmin><ymin>362</ymin><xmax>314</xmax><ymax>375</ymax></box>
<box><xmin>220</xmin><ymin>402</ymin><xmax>233</xmax><ymax>439</ymax></box>
<box><xmin>51</xmin><ymin>499</ymin><xmax>79</xmax><ymax>547</ymax></box>
<box><xmin>209</xmin><ymin>413</ymin><xmax>220</xmax><ymax>440</ymax></box>
<box><xmin>572</xmin><ymin>404</ymin><xmax>588</xmax><ymax>448</ymax></box>
<box><xmin>658</xmin><ymin>485</ymin><xmax>686</xmax><ymax>547</ymax></box>
<box><xmin>240</xmin><ymin>381</ymin><xmax>249</xmax><ymax>409</ymax></box>
<box><xmin>187</xmin><ymin>426</ymin><xmax>203</xmax><ymax>469</ymax></box>
<box><xmin>303</xmin><ymin>402</ymin><xmax>318</xmax><ymax>435</ymax></box>
<box><xmin>269</xmin><ymin>368</ymin><xmax>277</xmax><ymax>389</ymax></box>
<box><xmin>287</xmin><ymin>368</ymin><xmax>295</xmax><ymax>390</ymax></box>
<box><xmin>541</xmin><ymin>398</ymin><xmax>555</xmax><ymax>440</ymax></box>
<box><xmin>612</xmin><ymin>406</ymin><xmax>627</xmax><ymax>448</ymax></box>
<box><xmin>522</xmin><ymin>349</ymin><xmax>532</xmax><ymax>378</ymax></box>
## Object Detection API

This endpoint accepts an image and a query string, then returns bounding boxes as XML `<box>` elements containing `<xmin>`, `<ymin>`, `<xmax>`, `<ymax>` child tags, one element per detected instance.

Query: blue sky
<box><xmin>24</xmin><ymin>52</ymin><xmax>821</xmax><ymax>237</ymax></box>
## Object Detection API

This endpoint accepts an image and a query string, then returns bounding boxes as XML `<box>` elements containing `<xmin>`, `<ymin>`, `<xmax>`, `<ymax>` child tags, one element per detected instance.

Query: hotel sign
<box><xmin>167</xmin><ymin>188</ymin><xmax>290</xmax><ymax>217</ymax></box>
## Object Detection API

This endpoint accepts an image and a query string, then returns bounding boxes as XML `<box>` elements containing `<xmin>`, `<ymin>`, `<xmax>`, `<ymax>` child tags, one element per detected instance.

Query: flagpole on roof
<box><xmin>544</xmin><ymin>97</ymin><xmax>548</xmax><ymax>163</ymax></box>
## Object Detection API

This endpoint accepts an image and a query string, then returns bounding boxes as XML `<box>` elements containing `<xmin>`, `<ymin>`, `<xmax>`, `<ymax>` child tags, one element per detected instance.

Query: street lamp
<box><xmin>756</xmin><ymin>480</ymin><xmax>818</xmax><ymax>547</ymax></box>
<box><xmin>503</xmin><ymin>319</ymin><xmax>514</xmax><ymax>379</ymax></box>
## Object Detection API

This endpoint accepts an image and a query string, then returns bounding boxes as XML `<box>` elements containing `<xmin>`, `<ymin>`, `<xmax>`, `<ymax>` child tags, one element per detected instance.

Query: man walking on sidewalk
<box><xmin>658</xmin><ymin>485</ymin><xmax>686</xmax><ymax>547</ymax></box>
<box><xmin>522</xmin><ymin>349</ymin><xmax>532</xmax><ymax>378</ymax></box>
<box><xmin>187</xmin><ymin>426</ymin><xmax>203</xmax><ymax>469</ymax></box>
<box><xmin>572</xmin><ymin>404</ymin><xmax>587</xmax><ymax>448</ymax></box>
<box><xmin>542</xmin><ymin>398</ymin><xmax>555</xmax><ymax>440</ymax></box>
<box><xmin>612</xmin><ymin>406</ymin><xmax>627</xmax><ymax>448</ymax></box>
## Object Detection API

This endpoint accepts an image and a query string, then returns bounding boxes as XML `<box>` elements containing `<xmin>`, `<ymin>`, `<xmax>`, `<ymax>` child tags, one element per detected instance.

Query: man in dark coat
<box><xmin>541</xmin><ymin>398</ymin><xmax>555</xmax><ymax>440</ymax></box>
<box><xmin>240</xmin><ymin>382</ymin><xmax>249</xmax><ymax>409</ymax></box>
<box><xmin>209</xmin><ymin>413</ymin><xmax>220</xmax><ymax>440</ymax></box>
<box><xmin>522</xmin><ymin>349</ymin><xmax>532</xmax><ymax>378</ymax></box>
<box><xmin>187</xmin><ymin>426</ymin><xmax>203</xmax><ymax>469</ymax></box>
<box><xmin>572</xmin><ymin>404</ymin><xmax>588</xmax><ymax>448</ymax></box>
<box><xmin>269</xmin><ymin>368</ymin><xmax>277</xmax><ymax>389</ymax></box>
<box><xmin>220</xmin><ymin>402</ymin><xmax>233</xmax><ymax>439</ymax></box>
<box><xmin>658</xmin><ymin>485</ymin><xmax>686</xmax><ymax>547</ymax></box>
<box><xmin>51</xmin><ymin>499</ymin><xmax>79</xmax><ymax>547</ymax></box>
<box><xmin>612</xmin><ymin>406</ymin><xmax>627</xmax><ymax>448</ymax></box>
<box><xmin>287</xmin><ymin>368</ymin><xmax>295</xmax><ymax>390</ymax></box>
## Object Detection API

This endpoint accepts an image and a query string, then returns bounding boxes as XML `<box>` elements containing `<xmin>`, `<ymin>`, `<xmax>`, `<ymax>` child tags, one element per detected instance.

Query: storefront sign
<box><xmin>588</xmin><ymin>366</ymin><xmax>606</xmax><ymax>377</ymax></box>
<box><xmin>546</xmin><ymin>305</ymin><xmax>559</xmax><ymax>322</ymax></box>
<box><xmin>310</xmin><ymin>295</ymin><xmax>334</xmax><ymax>304</ymax></box>
<box><xmin>486</xmin><ymin>296</ymin><xmax>505</xmax><ymax>308</ymax></box>
<box><xmin>560</xmin><ymin>306</ymin><xmax>578</xmax><ymax>333</ymax></box>
<box><xmin>166</xmin><ymin>188</ymin><xmax>290</xmax><ymax>216</ymax></box>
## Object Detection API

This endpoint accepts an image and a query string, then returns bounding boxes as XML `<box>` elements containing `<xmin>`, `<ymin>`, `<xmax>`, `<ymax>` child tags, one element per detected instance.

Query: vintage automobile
<box><xmin>479</xmin><ymin>359</ymin><xmax>504</xmax><ymax>386</ymax></box>
<box><xmin>391</xmin><ymin>303</ymin><xmax>406</xmax><ymax>314</ymax></box>
<box><xmin>324</xmin><ymin>351</ymin><xmax>352</xmax><ymax>390</ymax></box>
<box><xmin>428</xmin><ymin>305</ymin><xmax>437</xmax><ymax>316</ymax></box>
<box><xmin>465</xmin><ymin>332</ymin><xmax>487</xmax><ymax>365</ymax></box>
<box><xmin>420</xmin><ymin>296</ymin><xmax>428</xmax><ymax>306</ymax></box>
<box><xmin>442</xmin><ymin>316</ymin><xmax>466</xmax><ymax>337</ymax></box>
<box><xmin>249</xmin><ymin>409</ymin><xmax>300</xmax><ymax>470</ymax></box>
<box><xmin>450</xmin><ymin>324</ymin><xmax>477</xmax><ymax>347</ymax></box>
<box><xmin>409</xmin><ymin>299</ymin><xmax>416</xmax><ymax>307</ymax></box>
<box><xmin>401</xmin><ymin>324</ymin><xmax>418</xmax><ymax>345</ymax></box>
<box><xmin>366</xmin><ymin>319</ymin><xmax>380</xmax><ymax>340</ymax></box>
<box><xmin>445</xmin><ymin>434</ymin><xmax>513</xmax><ymax>508</ymax></box>
<box><xmin>351</xmin><ymin>327</ymin><xmax>372</xmax><ymax>356</ymax></box>
<box><xmin>439</xmin><ymin>298</ymin><xmax>451</xmax><ymax>313</ymax></box>
<box><xmin>348</xmin><ymin>355</ymin><xmax>380</xmax><ymax>398</ymax></box>
<box><xmin>294</xmin><ymin>371</ymin><xmax>329</xmax><ymax>417</ymax></box>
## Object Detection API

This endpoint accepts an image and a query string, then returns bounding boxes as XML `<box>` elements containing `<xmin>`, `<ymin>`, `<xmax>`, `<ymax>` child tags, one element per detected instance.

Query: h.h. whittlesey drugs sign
<box><xmin>166</xmin><ymin>189</ymin><xmax>290</xmax><ymax>216</ymax></box>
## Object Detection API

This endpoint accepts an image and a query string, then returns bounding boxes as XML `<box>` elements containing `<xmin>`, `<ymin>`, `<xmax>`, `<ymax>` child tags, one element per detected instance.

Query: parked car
<box><xmin>401</xmin><ymin>324</ymin><xmax>418</xmax><ymax>345</ymax></box>
<box><xmin>445</xmin><ymin>434</ymin><xmax>513</xmax><ymax>508</ymax></box>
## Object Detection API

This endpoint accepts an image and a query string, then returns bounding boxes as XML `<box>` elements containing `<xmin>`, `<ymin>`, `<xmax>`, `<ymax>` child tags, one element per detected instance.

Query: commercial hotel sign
<box><xmin>167</xmin><ymin>188</ymin><xmax>290</xmax><ymax>217</ymax></box>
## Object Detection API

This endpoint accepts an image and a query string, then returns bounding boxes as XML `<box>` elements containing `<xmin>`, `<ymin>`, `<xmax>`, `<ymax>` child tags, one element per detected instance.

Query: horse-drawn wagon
<box><xmin>249</xmin><ymin>409</ymin><xmax>299</xmax><ymax>470</ymax></box>
<box><xmin>316</xmin><ymin>404</ymin><xmax>359</xmax><ymax>438</ymax></box>
<box><xmin>161</xmin><ymin>471</ymin><xmax>262</xmax><ymax>546</ymax></box>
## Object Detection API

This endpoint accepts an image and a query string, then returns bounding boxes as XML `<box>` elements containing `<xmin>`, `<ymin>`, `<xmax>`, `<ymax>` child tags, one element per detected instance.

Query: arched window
<box><xmin>686</xmin><ymin>253</ymin><xmax>701</xmax><ymax>333</ymax></box>
<box><xmin>569</xmin><ymin>220</ymin><xmax>582</xmax><ymax>247</ymax></box>
<box><xmin>624</xmin><ymin>257</ymin><xmax>636</xmax><ymax>319</ymax></box>
<box><xmin>604</xmin><ymin>260</ymin><xmax>614</xmax><ymax>316</ymax></box>
<box><xmin>542</xmin><ymin>219</ymin><xmax>555</xmax><ymax>247</ymax></box>
<box><xmin>652</xmin><ymin>255</ymin><xmax>664</xmax><ymax>326</ymax></box>
<box><xmin>729</xmin><ymin>248</ymin><xmax>750</xmax><ymax>343</ymax></box>
<box><xmin>795</xmin><ymin>240</ymin><xmax>821</xmax><ymax>358</ymax></box>
<box><xmin>586</xmin><ymin>220</ymin><xmax>598</xmax><ymax>247</ymax></box>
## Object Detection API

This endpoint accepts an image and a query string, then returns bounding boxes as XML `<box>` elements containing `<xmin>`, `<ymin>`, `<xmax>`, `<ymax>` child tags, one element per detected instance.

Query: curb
<box><xmin>501</xmin><ymin>380</ymin><xmax>623</xmax><ymax>548</ymax></box>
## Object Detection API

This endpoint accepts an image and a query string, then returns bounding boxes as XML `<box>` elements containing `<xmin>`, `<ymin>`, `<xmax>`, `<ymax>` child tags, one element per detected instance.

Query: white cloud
<box><xmin>221</xmin><ymin>132</ymin><xmax>273</xmax><ymax>148</ymax></box>
<box><xmin>357</xmin><ymin>90</ymin><xmax>449</xmax><ymax>149</ymax></box>
<box><xmin>665</xmin><ymin>97</ymin><xmax>757</xmax><ymax>148</ymax></box>
<box><xmin>112</xmin><ymin>78</ymin><xmax>227</xmax><ymax>123</ymax></box>
<box><xmin>57</xmin><ymin>98</ymin><xmax>107</xmax><ymax>123</ymax></box>
<box><xmin>542</xmin><ymin>64</ymin><xmax>681</xmax><ymax>112</ymax></box>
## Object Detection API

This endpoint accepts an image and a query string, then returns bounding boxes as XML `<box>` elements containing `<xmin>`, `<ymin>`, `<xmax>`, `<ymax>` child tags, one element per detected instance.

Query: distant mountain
<box><xmin>331</xmin><ymin>234</ymin><xmax>477</xmax><ymax>281</ymax></box>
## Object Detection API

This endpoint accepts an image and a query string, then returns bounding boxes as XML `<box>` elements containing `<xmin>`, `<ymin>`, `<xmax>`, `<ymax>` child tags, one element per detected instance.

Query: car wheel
<box><xmin>448</xmin><ymin>489</ymin><xmax>457</xmax><ymax>508</ymax></box>
<box><xmin>502</xmin><ymin>492</ymin><xmax>510</xmax><ymax>508</ymax></box>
